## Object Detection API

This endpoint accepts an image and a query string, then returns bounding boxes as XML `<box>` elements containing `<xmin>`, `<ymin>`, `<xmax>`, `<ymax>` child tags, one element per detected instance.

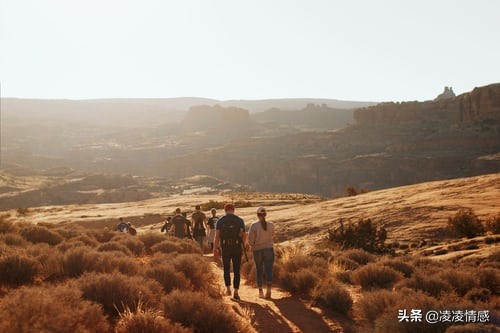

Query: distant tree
<box><xmin>448</xmin><ymin>209</ymin><xmax>484</xmax><ymax>238</ymax></box>
<box><xmin>328</xmin><ymin>219</ymin><xmax>390</xmax><ymax>253</ymax></box>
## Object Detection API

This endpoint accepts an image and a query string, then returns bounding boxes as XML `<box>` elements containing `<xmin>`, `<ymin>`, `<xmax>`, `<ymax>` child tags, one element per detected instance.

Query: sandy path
<box><xmin>206</xmin><ymin>255</ymin><xmax>346</xmax><ymax>333</ymax></box>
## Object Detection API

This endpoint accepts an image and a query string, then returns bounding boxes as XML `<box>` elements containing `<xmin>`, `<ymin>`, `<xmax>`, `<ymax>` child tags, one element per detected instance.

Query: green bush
<box><xmin>448</xmin><ymin>209</ymin><xmax>484</xmax><ymax>238</ymax></box>
<box><xmin>0</xmin><ymin>285</ymin><xmax>110</xmax><ymax>333</ymax></box>
<box><xmin>20</xmin><ymin>225</ymin><xmax>64</xmax><ymax>245</ymax></box>
<box><xmin>351</xmin><ymin>263</ymin><xmax>402</xmax><ymax>289</ymax></box>
<box><xmin>313</xmin><ymin>280</ymin><xmax>353</xmax><ymax>314</ymax></box>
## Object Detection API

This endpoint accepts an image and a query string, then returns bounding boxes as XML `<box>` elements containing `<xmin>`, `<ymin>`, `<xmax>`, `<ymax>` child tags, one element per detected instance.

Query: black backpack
<box><xmin>220</xmin><ymin>215</ymin><xmax>243</xmax><ymax>251</ymax></box>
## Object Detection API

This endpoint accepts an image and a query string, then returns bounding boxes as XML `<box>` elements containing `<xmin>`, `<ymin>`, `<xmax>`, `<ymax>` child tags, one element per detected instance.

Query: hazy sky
<box><xmin>1</xmin><ymin>0</ymin><xmax>499</xmax><ymax>102</ymax></box>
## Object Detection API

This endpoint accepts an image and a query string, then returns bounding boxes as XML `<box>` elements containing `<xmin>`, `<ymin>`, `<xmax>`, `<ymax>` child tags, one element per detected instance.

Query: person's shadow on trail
<box><xmin>236</xmin><ymin>296</ymin><xmax>336</xmax><ymax>333</ymax></box>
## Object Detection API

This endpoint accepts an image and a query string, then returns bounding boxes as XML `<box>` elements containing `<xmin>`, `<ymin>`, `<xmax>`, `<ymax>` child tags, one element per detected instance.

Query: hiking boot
<box><xmin>226</xmin><ymin>287</ymin><xmax>232</xmax><ymax>296</ymax></box>
<box><xmin>259</xmin><ymin>289</ymin><xmax>265</xmax><ymax>298</ymax></box>
<box><xmin>233</xmin><ymin>289</ymin><xmax>240</xmax><ymax>300</ymax></box>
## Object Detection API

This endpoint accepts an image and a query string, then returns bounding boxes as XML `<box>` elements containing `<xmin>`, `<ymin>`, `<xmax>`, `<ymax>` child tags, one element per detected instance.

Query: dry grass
<box><xmin>0</xmin><ymin>253</ymin><xmax>40</xmax><ymax>287</ymax></box>
<box><xmin>20</xmin><ymin>225</ymin><xmax>64</xmax><ymax>245</ymax></box>
<box><xmin>312</xmin><ymin>279</ymin><xmax>353</xmax><ymax>314</ymax></box>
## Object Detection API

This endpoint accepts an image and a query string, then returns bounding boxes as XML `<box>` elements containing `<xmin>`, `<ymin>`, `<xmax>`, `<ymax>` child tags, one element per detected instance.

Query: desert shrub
<box><xmin>335</xmin><ymin>270</ymin><xmax>352</xmax><ymax>284</ymax></box>
<box><xmin>97</xmin><ymin>241</ymin><xmax>133</xmax><ymax>256</ymax></box>
<box><xmin>475</xmin><ymin>268</ymin><xmax>499</xmax><ymax>294</ymax></box>
<box><xmin>374</xmin><ymin>290</ymin><xmax>447</xmax><ymax>333</ymax></box>
<box><xmin>91</xmin><ymin>229</ymin><xmax>115</xmax><ymax>243</ymax></box>
<box><xmin>328</xmin><ymin>219</ymin><xmax>389</xmax><ymax>253</ymax></box>
<box><xmin>333</xmin><ymin>256</ymin><xmax>360</xmax><ymax>270</ymax></box>
<box><xmin>62</xmin><ymin>246</ymin><xmax>98</xmax><ymax>277</ymax></box>
<box><xmin>439</xmin><ymin>269</ymin><xmax>478</xmax><ymax>296</ymax></box>
<box><xmin>0</xmin><ymin>218</ymin><xmax>18</xmax><ymax>234</ymax></box>
<box><xmin>464</xmin><ymin>287</ymin><xmax>491</xmax><ymax>303</ymax></box>
<box><xmin>0</xmin><ymin>285</ymin><xmax>110</xmax><ymax>333</ymax></box>
<box><xmin>74</xmin><ymin>234</ymin><xmax>100</xmax><ymax>247</ymax></box>
<box><xmin>115</xmin><ymin>236</ymin><xmax>145</xmax><ymax>256</ymax></box>
<box><xmin>162</xmin><ymin>290</ymin><xmax>252</xmax><ymax>333</ymax></box>
<box><xmin>200</xmin><ymin>200</ymin><xmax>227</xmax><ymax>210</ymax></box>
<box><xmin>139</xmin><ymin>232</ymin><xmax>167</xmax><ymax>251</ymax></box>
<box><xmin>20</xmin><ymin>225</ymin><xmax>64</xmax><ymax>245</ymax></box>
<box><xmin>380</xmin><ymin>257</ymin><xmax>414</xmax><ymax>278</ymax></box>
<box><xmin>356</xmin><ymin>289</ymin><xmax>400</xmax><ymax>322</ymax></box>
<box><xmin>344</xmin><ymin>186</ymin><xmax>358</xmax><ymax>197</ymax></box>
<box><xmin>116</xmin><ymin>304</ymin><xmax>192</xmax><ymax>333</ymax></box>
<box><xmin>395</xmin><ymin>272</ymin><xmax>452</xmax><ymax>297</ymax></box>
<box><xmin>278</xmin><ymin>255</ymin><xmax>328</xmax><ymax>294</ymax></box>
<box><xmin>32</xmin><ymin>246</ymin><xmax>65</xmax><ymax>281</ymax></box>
<box><xmin>0</xmin><ymin>233</ymin><xmax>29</xmax><ymax>247</ymax></box>
<box><xmin>151</xmin><ymin>239</ymin><xmax>202</xmax><ymax>255</ymax></box>
<box><xmin>341</xmin><ymin>249</ymin><xmax>376</xmax><ymax>265</ymax></box>
<box><xmin>485</xmin><ymin>215</ymin><xmax>500</xmax><ymax>234</ymax></box>
<box><xmin>57</xmin><ymin>240</ymin><xmax>88</xmax><ymax>252</ymax></box>
<box><xmin>351</xmin><ymin>263</ymin><xmax>402</xmax><ymax>289</ymax></box>
<box><xmin>170</xmin><ymin>254</ymin><xmax>219</xmax><ymax>297</ymax></box>
<box><xmin>313</xmin><ymin>280</ymin><xmax>353</xmax><ymax>314</ymax></box>
<box><xmin>78</xmin><ymin>272</ymin><xmax>162</xmax><ymax>318</ymax></box>
<box><xmin>95</xmin><ymin>251</ymin><xmax>140</xmax><ymax>275</ymax></box>
<box><xmin>146</xmin><ymin>264</ymin><xmax>191</xmax><ymax>293</ymax></box>
<box><xmin>445</xmin><ymin>323</ymin><xmax>498</xmax><ymax>333</ymax></box>
<box><xmin>16</xmin><ymin>207</ymin><xmax>29</xmax><ymax>216</ymax></box>
<box><xmin>448</xmin><ymin>209</ymin><xmax>484</xmax><ymax>238</ymax></box>
<box><xmin>0</xmin><ymin>253</ymin><xmax>40</xmax><ymax>287</ymax></box>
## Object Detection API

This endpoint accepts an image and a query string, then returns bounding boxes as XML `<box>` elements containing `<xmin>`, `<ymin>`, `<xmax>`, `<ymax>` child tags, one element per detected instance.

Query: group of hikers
<box><xmin>116</xmin><ymin>203</ymin><xmax>274</xmax><ymax>300</ymax></box>
<box><xmin>151</xmin><ymin>203</ymin><xmax>275</xmax><ymax>300</ymax></box>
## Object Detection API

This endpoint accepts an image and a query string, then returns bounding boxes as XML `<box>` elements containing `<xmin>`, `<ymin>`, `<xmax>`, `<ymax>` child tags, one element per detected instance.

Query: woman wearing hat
<box><xmin>248</xmin><ymin>206</ymin><xmax>275</xmax><ymax>299</ymax></box>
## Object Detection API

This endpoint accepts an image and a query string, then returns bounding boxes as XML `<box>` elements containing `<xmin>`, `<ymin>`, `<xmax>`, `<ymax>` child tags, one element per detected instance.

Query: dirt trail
<box><xmin>206</xmin><ymin>255</ymin><xmax>348</xmax><ymax>333</ymax></box>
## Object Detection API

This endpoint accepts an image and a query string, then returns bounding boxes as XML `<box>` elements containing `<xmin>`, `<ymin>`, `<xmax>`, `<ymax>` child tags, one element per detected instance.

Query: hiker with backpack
<box><xmin>213</xmin><ymin>203</ymin><xmax>248</xmax><ymax>300</ymax></box>
<box><xmin>116</xmin><ymin>217</ymin><xmax>129</xmax><ymax>233</ymax></box>
<box><xmin>191</xmin><ymin>205</ymin><xmax>207</xmax><ymax>250</ymax></box>
<box><xmin>248</xmin><ymin>206</ymin><xmax>275</xmax><ymax>299</ymax></box>
<box><xmin>207</xmin><ymin>208</ymin><xmax>218</xmax><ymax>250</ymax></box>
<box><xmin>170</xmin><ymin>208</ymin><xmax>190</xmax><ymax>239</ymax></box>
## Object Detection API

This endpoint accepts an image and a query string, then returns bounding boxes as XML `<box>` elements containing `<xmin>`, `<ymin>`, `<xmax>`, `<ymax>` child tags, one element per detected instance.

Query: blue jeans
<box><xmin>253</xmin><ymin>248</ymin><xmax>275</xmax><ymax>288</ymax></box>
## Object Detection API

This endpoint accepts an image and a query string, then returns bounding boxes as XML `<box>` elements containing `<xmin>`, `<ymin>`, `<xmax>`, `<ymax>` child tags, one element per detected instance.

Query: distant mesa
<box><xmin>182</xmin><ymin>104</ymin><xmax>250</xmax><ymax>130</ymax></box>
<box><xmin>435</xmin><ymin>86</ymin><xmax>456</xmax><ymax>101</ymax></box>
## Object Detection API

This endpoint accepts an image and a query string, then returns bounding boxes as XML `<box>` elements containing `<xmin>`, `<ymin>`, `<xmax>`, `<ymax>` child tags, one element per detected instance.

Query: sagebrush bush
<box><xmin>151</xmin><ymin>238</ymin><xmax>202</xmax><ymax>255</ymax></box>
<box><xmin>95</xmin><ymin>251</ymin><xmax>140</xmax><ymax>275</ymax></box>
<box><xmin>162</xmin><ymin>290</ymin><xmax>253</xmax><ymax>333</ymax></box>
<box><xmin>115</xmin><ymin>304</ymin><xmax>193</xmax><ymax>333</ymax></box>
<box><xmin>313</xmin><ymin>280</ymin><xmax>353</xmax><ymax>314</ymax></box>
<box><xmin>0</xmin><ymin>218</ymin><xmax>18</xmax><ymax>234</ymax></box>
<box><xmin>170</xmin><ymin>254</ymin><xmax>219</xmax><ymax>297</ymax></box>
<box><xmin>355</xmin><ymin>289</ymin><xmax>400</xmax><ymax>322</ymax></box>
<box><xmin>439</xmin><ymin>269</ymin><xmax>478</xmax><ymax>296</ymax></box>
<box><xmin>62</xmin><ymin>246</ymin><xmax>98</xmax><ymax>277</ymax></box>
<box><xmin>395</xmin><ymin>271</ymin><xmax>452</xmax><ymax>297</ymax></box>
<box><xmin>0</xmin><ymin>233</ymin><xmax>29</xmax><ymax>247</ymax></box>
<box><xmin>97</xmin><ymin>241</ymin><xmax>133</xmax><ymax>256</ymax></box>
<box><xmin>91</xmin><ymin>229</ymin><xmax>115</xmax><ymax>243</ymax></box>
<box><xmin>0</xmin><ymin>253</ymin><xmax>40</xmax><ymax>287</ymax></box>
<box><xmin>281</xmin><ymin>269</ymin><xmax>320</xmax><ymax>294</ymax></box>
<box><xmin>464</xmin><ymin>287</ymin><xmax>491</xmax><ymax>303</ymax></box>
<box><xmin>448</xmin><ymin>209</ymin><xmax>484</xmax><ymax>238</ymax></box>
<box><xmin>139</xmin><ymin>232</ymin><xmax>167</xmax><ymax>251</ymax></box>
<box><xmin>0</xmin><ymin>285</ymin><xmax>110</xmax><ymax>333</ymax></box>
<box><xmin>78</xmin><ymin>272</ymin><xmax>163</xmax><ymax>318</ymax></box>
<box><xmin>351</xmin><ymin>263</ymin><xmax>402</xmax><ymax>289</ymax></box>
<box><xmin>278</xmin><ymin>255</ymin><xmax>328</xmax><ymax>294</ymax></box>
<box><xmin>145</xmin><ymin>263</ymin><xmax>191</xmax><ymax>293</ymax></box>
<box><xmin>20</xmin><ymin>225</ymin><xmax>64</xmax><ymax>245</ymax></box>
<box><xmin>474</xmin><ymin>267</ymin><xmax>499</xmax><ymax>294</ymax></box>
<box><xmin>328</xmin><ymin>218</ymin><xmax>389</xmax><ymax>253</ymax></box>
<box><xmin>380</xmin><ymin>257</ymin><xmax>414</xmax><ymax>278</ymax></box>
<box><xmin>341</xmin><ymin>249</ymin><xmax>376</xmax><ymax>265</ymax></box>
<box><xmin>333</xmin><ymin>256</ymin><xmax>360</xmax><ymax>270</ymax></box>
<box><xmin>114</xmin><ymin>235</ymin><xmax>145</xmax><ymax>255</ymax></box>
<box><xmin>485</xmin><ymin>215</ymin><xmax>500</xmax><ymax>234</ymax></box>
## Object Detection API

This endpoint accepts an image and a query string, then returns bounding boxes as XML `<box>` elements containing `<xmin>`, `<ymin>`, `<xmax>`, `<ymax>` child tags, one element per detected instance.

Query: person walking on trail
<box><xmin>127</xmin><ymin>222</ymin><xmax>137</xmax><ymax>236</ymax></box>
<box><xmin>191</xmin><ymin>205</ymin><xmax>207</xmax><ymax>250</ymax></box>
<box><xmin>248</xmin><ymin>206</ymin><xmax>275</xmax><ymax>299</ymax></box>
<box><xmin>170</xmin><ymin>208</ymin><xmax>190</xmax><ymax>239</ymax></box>
<box><xmin>161</xmin><ymin>216</ymin><xmax>172</xmax><ymax>233</ymax></box>
<box><xmin>207</xmin><ymin>208</ymin><xmax>218</xmax><ymax>250</ymax></box>
<box><xmin>214</xmin><ymin>203</ymin><xmax>248</xmax><ymax>300</ymax></box>
<box><xmin>116</xmin><ymin>217</ymin><xmax>129</xmax><ymax>233</ymax></box>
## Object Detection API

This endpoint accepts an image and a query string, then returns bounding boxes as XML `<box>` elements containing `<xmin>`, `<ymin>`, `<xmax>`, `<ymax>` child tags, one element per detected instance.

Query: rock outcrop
<box><xmin>354</xmin><ymin>83</ymin><xmax>500</xmax><ymax>125</ymax></box>
<box><xmin>435</xmin><ymin>86</ymin><xmax>456</xmax><ymax>101</ymax></box>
